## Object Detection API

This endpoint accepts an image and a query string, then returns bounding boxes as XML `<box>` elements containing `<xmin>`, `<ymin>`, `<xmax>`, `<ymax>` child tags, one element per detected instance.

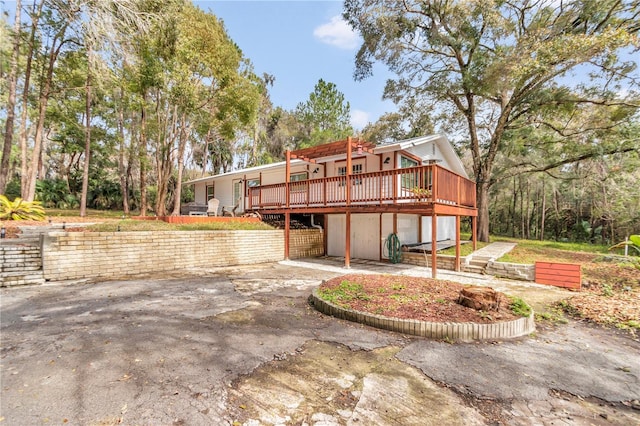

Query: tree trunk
<box><xmin>19</xmin><ymin>0</ymin><xmax>43</xmax><ymax>198</ymax></box>
<box><xmin>24</xmin><ymin>23</ymin><xmax>68</xmax><ymax>201</ymax></box>
<box><xmin>511</xmin><ymin>177</ymin><xmax>517</xmax><ymax>237</ymax></box>
<box><xmin>540</xmin><ymin>177</ymin><xmax>546</xmax><ymax>240</ymax></box>
<box><xmin>139</xmin><ymin>92</ymin><xmax>148</xmax><ymax>216</ymax></box>
<box><xmin>0</xmin><ymin>0</ymin><xmax>22</xmax><ymax>194</ymax></box>
<box><xmin>171</xmin><ymin>113</ymin><xmax>190</xmax><ymax>216</ymax></box>
<box><xmin>117</xmin><ymin>88</ymin><xmax>130</xmax><ymax>214</ymax></box>
<box><xmin>476</xmin><ymin>181</ymin><xmax>491</xmax><ymax>242</ymax></box>
<box><xmin>79</xmin><ymin>54</ymin><xmax>92</xmax><ymax>217</ymax></box>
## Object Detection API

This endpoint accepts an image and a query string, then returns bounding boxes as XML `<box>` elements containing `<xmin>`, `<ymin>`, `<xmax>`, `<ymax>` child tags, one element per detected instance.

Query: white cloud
<box><xmin>350</xmin><ymin>109</ymin><xmax>370</xmax><ymax>130</ymax></box>
<box><xmin>313</xmin><ymin>16</ymin><xmax>360</xmax><ymax>50</ymax></box>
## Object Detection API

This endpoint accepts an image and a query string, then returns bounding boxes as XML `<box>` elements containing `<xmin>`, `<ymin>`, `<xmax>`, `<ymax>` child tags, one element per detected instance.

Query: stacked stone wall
<box><xmin>401</xmin><ymin>252</ymin><xmax>460</xmax><ymax>270</ymax></box>
<box><xmin>485</xmin><ymin>261</ymin><xmax>535</xmax><ymax>281</ymax></box>
<box><xmin>42</xmin><ymin>231</ymin><xmax>284</xmax><ymax>281</ymax></box>
<box><xmin>41</xmin><ymin>229</ymin><xmax>325</xmax><ymax>282</ymax></box>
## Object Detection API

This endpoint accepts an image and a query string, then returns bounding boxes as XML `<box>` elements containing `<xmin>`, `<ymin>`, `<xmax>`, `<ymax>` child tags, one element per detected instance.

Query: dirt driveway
<box><xmin>1</xmin><ymin>260</ymin><xmax>639</xmax><ymax>425</ymax></box>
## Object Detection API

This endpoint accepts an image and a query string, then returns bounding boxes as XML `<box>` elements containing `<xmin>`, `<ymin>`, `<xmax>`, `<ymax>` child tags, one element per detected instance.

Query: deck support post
<box><xmin>431</xmin><ymin>213</ymin><xmax>437</xmax><ymax>278</ymax></box>
<box><xmin>455</xmin><ymin>215</ymin><xmax>461</xmax><ymax>272</ymax></box>
<box><xmin>472</xmin><ymin>216</ymin><xmax>477</xmax><ymax>250</ymax></box>
<box><xmin>345</xmin><ymin>211</ymin><xmax>351</xmax><ymax>269</ymax></box>
<box><xmin>284</xmin><ymin>211</ymin><xmax>290</xmax><ymax>260</ymax></box>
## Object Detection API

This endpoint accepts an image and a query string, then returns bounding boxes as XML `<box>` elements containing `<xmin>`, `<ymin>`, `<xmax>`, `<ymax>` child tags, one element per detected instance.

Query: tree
<box><xmin>294</xmin><ymin>79</ymin><xmax>353</xmax><ymax>147</ymax></box>
<box><xmin>344</xmin><ymin>0</ymin><xmax>640</xmax><ymax>241</ymax></box>
<box><xmin>0</xmin><ymin>0</ymin><xmax>21</xmax><ymax>194</ymax></box>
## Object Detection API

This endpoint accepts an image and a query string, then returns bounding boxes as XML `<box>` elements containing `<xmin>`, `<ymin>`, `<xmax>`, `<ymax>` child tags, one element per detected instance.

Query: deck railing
<box><xmin>248</xmin><ymin>165</ymin><xmax>476</xmax><ymax>210</ymax></box>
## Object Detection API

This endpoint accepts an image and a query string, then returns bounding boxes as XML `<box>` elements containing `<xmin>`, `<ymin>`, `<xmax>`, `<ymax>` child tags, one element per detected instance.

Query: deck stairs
<box><xmin>462</xmin><ymin>242</ymin><xmax>517</xmax><ymax>274</ymax></box>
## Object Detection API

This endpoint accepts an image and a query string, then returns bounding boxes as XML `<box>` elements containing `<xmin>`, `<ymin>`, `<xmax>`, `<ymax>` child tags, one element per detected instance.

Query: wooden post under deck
<box><xmin>345</xmin><ymin>211</ymin><xmax>351</xmax><ymax>268</ymax></box>
<box><xmin>472</xmin><ymin>216</ymin><xmax>477</xmax><ymax>250</ymax></box>
<box><xmin>345</xmin><ymin>138</ymin><xmax>352</xmax><ymax>268</ymax></box>
<box><xmin>285</xmin><ymin>211</ymin><xmax>290</xmax><ymax>260</ymax></box>
<box><xmin>431</xmin><ymin>213</ymin><xmax>437</xmax><ymax>279</ymax></box>
<box><xmin>284</xmin><ymin>151</ymin><xmax>291</xmax><ymax>259</ymax></box>
<box><xmin>455</xmin><ymin>215</ymin><xmax>461</xmax><ymax>272</ymax></box>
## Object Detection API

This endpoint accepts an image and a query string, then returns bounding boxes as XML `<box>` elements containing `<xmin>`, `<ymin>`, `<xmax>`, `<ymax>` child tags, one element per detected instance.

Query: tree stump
<box><xmin>457</xmin><ymin>286</ymin><xmax>501</xmax><ymax>311</ymax></box>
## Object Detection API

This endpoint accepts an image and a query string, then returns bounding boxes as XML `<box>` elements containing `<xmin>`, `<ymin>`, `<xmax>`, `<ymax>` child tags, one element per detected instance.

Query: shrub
<box><xmin>0</xmin><ymin>195</ymin><xmax>46</xmax><ymax>221</ymax></box>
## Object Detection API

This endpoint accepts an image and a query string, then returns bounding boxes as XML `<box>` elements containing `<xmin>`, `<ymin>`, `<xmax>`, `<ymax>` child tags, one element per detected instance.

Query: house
<box><xmin>186</xmin><ymin>134</ymin><xmax>477</xmax><ymax>277</ymax></box>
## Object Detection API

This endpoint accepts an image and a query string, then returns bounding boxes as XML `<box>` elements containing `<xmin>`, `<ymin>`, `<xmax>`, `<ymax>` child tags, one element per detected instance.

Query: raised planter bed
<box><xmin>310</xmin><ymin>288</ymin><xmax>535</xmax><ymax>342</ymax></box>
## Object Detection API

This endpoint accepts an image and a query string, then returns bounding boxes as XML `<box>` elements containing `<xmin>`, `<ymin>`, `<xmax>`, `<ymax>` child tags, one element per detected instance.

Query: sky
<box><xmin>197</xmin><ymin>1</ymin><xmax>397</xmax><ymax>130</ymax></box>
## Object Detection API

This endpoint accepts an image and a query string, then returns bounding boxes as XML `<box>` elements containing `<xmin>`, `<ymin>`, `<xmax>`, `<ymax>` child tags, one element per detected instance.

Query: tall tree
<box><xmin>344</xmin><ymin>0</ymin><xmax>640</xmax><ymax>241</ymax></box>
<box><xmin>294</xmin><ymin>79</ymin><xmax>354</xmax><ymax>148</ymax></box>
<box><xmin>0</xmin><ymin>0</ymin><xmax>21</xmax><ymax>194</ymax></box>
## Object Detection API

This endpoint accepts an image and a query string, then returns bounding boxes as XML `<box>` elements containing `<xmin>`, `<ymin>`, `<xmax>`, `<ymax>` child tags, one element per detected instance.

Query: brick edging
<box><xmin>310</xmin><ymin>288</ymin><xmax>535</xmax><ymax>342</ymax></box>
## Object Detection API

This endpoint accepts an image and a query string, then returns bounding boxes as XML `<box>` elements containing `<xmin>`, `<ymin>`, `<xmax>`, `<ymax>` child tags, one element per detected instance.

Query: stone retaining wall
<box><xmin>402</xmin><ymin>252</ymin><xmax>461</xmax><ymax>270</ymax></box>
<box><xmin>311</xmin><ymin>289</ymin><xmax>535</xmax><ymax>342</ymax></box>
<box><xmin>485</xmin><ymin>261</ymin><xmax>535</xmax><ymax>281</ymax></box>
<box><xmin>42</xmin><ymin>229</ymin><xmax>323</xmax><ymax>281</ymax></box>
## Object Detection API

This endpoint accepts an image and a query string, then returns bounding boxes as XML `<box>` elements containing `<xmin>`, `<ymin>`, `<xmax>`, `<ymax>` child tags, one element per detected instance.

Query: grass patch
<box><xmin>494</xmin><ymin>237</ymin><xmax>609</xmax><ymax>258</ymax></box>
<box><xmin>508</xmin><ymin>296</ymin><xmax>532</xmax><ymax>317</ymax></box>
<box><xmin>46</xmin><ymin>208</ymin><xmax>130</xmax><ymax>218</ymax></box>
<box><xmin>439</xmin><ymin>240</ymin><xmax>490</xmax><ymax>256</ymax></box>
<box><xmin>86</xmin><ymin>220</ymin><xmax>274</xmax><ymax>232</ymax></box>
<box><xmin>317</xmin><ymin>279</ymin><xmax>371</xmax><ymax>307</ymax></box>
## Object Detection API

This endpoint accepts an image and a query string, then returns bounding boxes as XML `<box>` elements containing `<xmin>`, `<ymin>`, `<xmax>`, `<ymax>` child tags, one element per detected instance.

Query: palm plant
<box><xmin>0</xmin><ymin>195</ymin><xmax>46</xmax><ymax>220</ymax></box>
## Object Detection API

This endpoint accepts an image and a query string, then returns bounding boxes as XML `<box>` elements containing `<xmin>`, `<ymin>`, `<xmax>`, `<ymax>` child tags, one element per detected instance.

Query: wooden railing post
<box><xmin>285</xmin><ymin>150</ymin><xmax>291</xmax><ymax>208</ymax></box>
<box><xmin>346</xmin><ymin>137</ymin><xmax>352</xmax><ymax>206</ymax></box>
<box><xmin>432</xmin><ymin>165</ymin><xmax>438</xmax><ymax>203</ymax></box>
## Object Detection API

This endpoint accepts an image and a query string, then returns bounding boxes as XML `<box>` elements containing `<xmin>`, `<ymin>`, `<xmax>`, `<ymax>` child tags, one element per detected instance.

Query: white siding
<box><xmin>327</xmin><ymin>213</ymin><xmax>381</xmax><ymax>261</ymax></box>
<box><xmin>421</xmin><ymin>216</ymin><xmax>456</xmax><ymax>241</ymax></box>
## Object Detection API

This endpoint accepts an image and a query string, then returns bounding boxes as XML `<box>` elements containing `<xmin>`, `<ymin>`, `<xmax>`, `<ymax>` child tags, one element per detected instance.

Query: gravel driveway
<box><xmin>1</xmin><ymin>260</ymin><xmax>638</xmax><ymax>425</ymax></box>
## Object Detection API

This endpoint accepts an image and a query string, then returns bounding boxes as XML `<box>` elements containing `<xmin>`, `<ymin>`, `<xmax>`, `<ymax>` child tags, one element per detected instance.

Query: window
<box><xmin>400</xmin><ymin>156</ymin><xmax>418</xmax><ymax>168</ymax></box>
<box><xmin>337</xmin><ymin>163</ymin><xmax>363</xmax><ymax>185</ymax></box>
<box><xmin>206</xmin><ymin>184</ymin><xmax>215</xmax><ymax>201</ymax></box>
<box><xmin>337</xmin><ymin>163</ymin><xmax>363</xmax><ymax>176</ymax></box>
<box><xmin>290</xmin><ymin>171</ymin><xmax>308</xmax><ymax>192</ymax></box>
<box><xmin>290</xmin><ymin>171</ymin><xmax>308</xmax><ymax>182</ymax></box>
<box><xmin>246</xmin><ymin>178</ymin><xmax>260</xmax><ymax>196</ymax></box>
<box><xmin>400</xmin><ymin>156</ymin><xmax>420</xmax><ymax>189</ymax></box>
<box><xmin>233</xmin><ymin>180</ymin><xmax>242</xmax><ymax>206</ymax></box>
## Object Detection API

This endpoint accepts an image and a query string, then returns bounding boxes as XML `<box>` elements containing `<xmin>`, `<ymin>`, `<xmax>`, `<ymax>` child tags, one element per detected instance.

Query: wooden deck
<box><xmin>248</xmin><ymin>164</ymin><xmax>476</xmax><ymax>215</ymax></box>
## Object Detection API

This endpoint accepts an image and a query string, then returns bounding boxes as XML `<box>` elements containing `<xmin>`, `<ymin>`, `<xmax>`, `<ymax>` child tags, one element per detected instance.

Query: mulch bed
<box><xmin>318</xmin><ymin>274</ymin><xmax>520</xmax><ymax>324</ymax></box>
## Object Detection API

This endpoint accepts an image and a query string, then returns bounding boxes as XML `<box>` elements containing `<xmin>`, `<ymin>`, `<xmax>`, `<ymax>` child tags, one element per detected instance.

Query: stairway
<box><xmin>1</xmin><ymin>241</ymin><xmax>45</xmax><ymax>287</ymax></box>
<box><xmin>462</xmin><ymin>242</ymin><xmax>517</xmax><ymax>274</ymax></box>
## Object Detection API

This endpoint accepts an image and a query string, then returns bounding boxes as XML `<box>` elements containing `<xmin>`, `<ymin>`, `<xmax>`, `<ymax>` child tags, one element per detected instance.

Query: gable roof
<box><xmin>375</xmin><ymin>134</ymin><xmax>468</xmax><ymax>178</ymax></box>
<box><xmin>185</xmin><ymin>134</ymin><xmax>468</xmax><ymax>184</ymax></box>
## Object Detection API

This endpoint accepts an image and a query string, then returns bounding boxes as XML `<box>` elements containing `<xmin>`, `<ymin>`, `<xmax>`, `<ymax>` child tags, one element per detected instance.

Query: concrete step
<box><xmin>2</xmin><ymin>265</ymin><xmax>42</xmax><ymax>273</ymax></box>
<box><xmin>1</xmin><ymin>271</ymin><xmax>45</xmax><ymax>287</ymax></box>
<box><xmin>462</xmin><ymin>265</ymin><xmax>485</xmax><ymax>274</ymax></box>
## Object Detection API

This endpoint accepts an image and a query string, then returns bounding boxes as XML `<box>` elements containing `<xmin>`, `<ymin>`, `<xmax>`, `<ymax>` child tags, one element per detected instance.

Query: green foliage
<box><xmin>87</xmin><ymin>220</ymin><xmax>275</xmax><ymax>232</ymax></box>
<box><xmin>508</xmin><ymin>296</ymin><xmax>532</xmax><ymax>317</ymax></box>
<box><xmin>36</xmin><ymin>179</ymin><xmax>79</xmax><ymax>209</ymax></box>
<box><xmin>0</xmin><ymin>195</ymin><xmax>46</xmax><ymax>221</ymax></box>
<box><xmin>609</xmin><ymin>235</ymin><xmax>640</xmax><ymax>255</ymax></box>
<box><xmin>318</xmin><ymin>280</ymin><xmax>370</xmax><ymax>307</ymax></box>
<box><xmin>344</xmin><ymin>0</ymin><xmax>640</xmax><ymax>242</ymax></box>
<box><xmin>294</xmin><ymin>79</ymin><xmax>354</xmax><ymax>148</ymax></box>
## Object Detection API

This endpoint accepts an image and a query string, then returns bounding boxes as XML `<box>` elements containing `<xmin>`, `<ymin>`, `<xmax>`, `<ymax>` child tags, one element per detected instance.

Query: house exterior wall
<box><xmin>421</xmin><ymin>216</ymin><xmax>456</xmax><ymax>241</ymax></box>
<box><xmin>328</xmin><ymin>213</ymin><xmax>426</xmax><ymax>261</ymax></box>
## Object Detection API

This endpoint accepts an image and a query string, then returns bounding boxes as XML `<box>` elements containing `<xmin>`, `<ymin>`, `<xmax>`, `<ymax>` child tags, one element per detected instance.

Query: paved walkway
<box><xmin>468</xmin><ymin>241</ymin><xmax>517</xmax><ymax>261</ymax></box>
